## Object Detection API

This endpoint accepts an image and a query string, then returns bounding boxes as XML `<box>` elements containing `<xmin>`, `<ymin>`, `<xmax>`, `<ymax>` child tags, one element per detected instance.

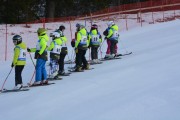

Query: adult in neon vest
<box><xmin>27</xmin><ymin>28</ymin><xmax>49</xmax><ymax>85</ymax></box>
<box><xmin>88</xmin><ymin>24</ymin><xmax>102</xmax><ymax>63</ymax></box>
<box><xmin>11</xmin><ymin>35</ymin><xmax>27</xmax><ymax>89</ymax></box>
<box><xmin>47</xmin><ymin>32</ymin><xmax>62</xmax><ymax>78</ymax></box>
<box><xmin>75</xmin><ymin>23</ymin><xmax>90</xmax><ymax>71</ymax></box>
<box><xmin>70</xmin><ymin>23</ymin><xmax>80</xmax><ymax>69</ymax></box>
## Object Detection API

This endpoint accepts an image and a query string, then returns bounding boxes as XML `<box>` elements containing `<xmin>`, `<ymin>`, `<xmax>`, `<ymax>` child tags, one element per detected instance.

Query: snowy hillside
<box><xmin>0</xmin><ymin>19</ymin><xmax>180</xmax><ymax>120</ymax></box>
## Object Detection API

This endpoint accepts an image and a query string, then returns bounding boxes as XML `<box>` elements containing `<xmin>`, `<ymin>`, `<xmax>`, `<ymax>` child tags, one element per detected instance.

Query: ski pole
<box><xmin>89</xmin><ymin>48</ymin><xmax>91</xmax><ymax>61</ymax></box>
<box><xmin>28</xmin><ymin>68</ymin><xmax>35</xmax><ymax>85</ymax></box>
<box><xmin>70</xmin><ymin>48</ymin><xmax>75</xmax><ymax>68</ymax></box>
<box><xmin>28</xmin><ymin>52</ymin><xmax>36</xmax><ymax>67</ymax></box>
<box><xmin>28</xmin><ymin>52</ymin><xmax>36</xmax><ymax>85</ymax></box>
<box><xmin>1</xmin><ymin>67</ymin><xmax>13</xmax><ymax>91</ymax></box>
<box><xmin>98</xmin><ymin>39</ymin><xmax>106</xmax><ymax>59</ymax></box>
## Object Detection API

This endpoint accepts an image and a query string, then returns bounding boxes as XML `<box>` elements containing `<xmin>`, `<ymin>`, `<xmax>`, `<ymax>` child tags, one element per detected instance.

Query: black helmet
<box><xmin>59</xmin><ymin>25</ymin><xmax>65</xmax><ymax>31</ymax></box>
<box><xmin>12</xmin><ymin>35</ymin><xmax>22</xmax><ymax>44</ymax></box>
<box><xmin>76</xmin><ymin>23</ymin><xmax>80</xmax><ymax>28</ymax></box>
<box><xmin>91</xmin><ymin>24</ymin><xmax>98</xmax><ymax>29</ymax></box>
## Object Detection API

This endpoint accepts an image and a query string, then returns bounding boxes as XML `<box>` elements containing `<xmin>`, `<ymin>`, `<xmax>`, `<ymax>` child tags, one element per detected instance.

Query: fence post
<box><xmin>151</xmin><ymin>0</ymin><xmax>155</xmax><ymax>24</ymax></box>
<box><xmin>137</xmin><ymin>2</ymin><xmax>140</xmax><ymax>23</ymax></box>
<box><xmin>125</xmin><ymin>13</ymin><xmax>128</xmax><ymax>31</ymax></box>
<box><xmin>90</xmin><ymin>12</ymin><xmax>93</xmax><ymax>26</ymax></box>
<box><xmin>69</xmin><ymin>17</ymin><xmax>73</xmax><ymax>41</ymax></box>
<box><xmin>42</xmin><ymin>18</ymin><xmax>45</xmax><ymax>28</ymax></box>
<box><xmin>162</xmin><ymin>0</ymin><xmax>165</xmax><ymax>22</ymax></box>
<box><xmin>85</xmin><ymin>15</ymin><xmax>87</xmax><ymax>27</ymax></box>
<box><xmin>139</xmin><ymin>1</ymin><xmax>142</xmax><ymax>27</ymax></box>
<box><xmin>173</xmin><ymin>0</ymin><xmax>176</xmax><ymax>19</ymax></box>
<box><xmin>5</xmin><ymin>24</ymin><xmax>8</xmax><ymax>61</ymax></box>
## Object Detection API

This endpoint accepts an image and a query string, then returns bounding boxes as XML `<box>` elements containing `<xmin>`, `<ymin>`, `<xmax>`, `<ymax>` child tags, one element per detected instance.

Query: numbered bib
<box><xmin>18</xmin><ymin>48</ymin><xmax>26</xmax><ymax>61</ymax></box>
<box><xmin>80</xmin><ymin>35</ymin><xmax>88</xmax><ymax>45</ymax></box>
<box><xmin>51</xmin><ymin>43</ymin><xmax>61</xmax><ymax>54</ymax></box>
<box><xmin>91</xmin><ymin>34</ymin><xmax>100</xmax><ymax>45</ymax></box>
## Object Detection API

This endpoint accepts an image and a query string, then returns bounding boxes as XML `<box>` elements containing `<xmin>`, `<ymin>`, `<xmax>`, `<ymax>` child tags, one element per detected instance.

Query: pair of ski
<box><xmin>68</xmin><ymin>67</ymin><xmax>94</xmax><ymax>72</ymax></box>
<box><xmin>118</xmin><ymin>52</ymin><xmax>132</xmax><ymax>56</ymax></box>
<box><xmin>64</xmin><ymin>52</ymin><xmax>132</xmax><ymax>64</ymax></box>
<box><xmin>0</xmin><ymin>82</ymin><xmax>55</xmax><ymax>93</ymax></box>
<box><xmin>88</xmin><ymin>61</ymin><xmax>103</xmax><ymax>65</ymax></box>
<box><xmin>0</xmin><ymin>88</ymin><xmax>29</xmax><ymax>93</ymax></box>
<box><xmin>100</xmin><ymin>52</ymin><xmax>132</xmax><ymax>61</ymax></box>
<box><xmin>47</xmin><ymin>72</ymin><xmax>71</xmax><ymax>81</ymax></box>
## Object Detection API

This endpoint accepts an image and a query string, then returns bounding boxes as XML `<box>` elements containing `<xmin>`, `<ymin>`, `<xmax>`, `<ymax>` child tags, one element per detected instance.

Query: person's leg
<box><xmin>59</xmin><ymin>53</ymin><xmax>66</xmax><ymax>72</ymax></box>
<box><xmin>115</xmin><ymin>43</ymin><xmax>118</xmax><ymax>54</ymax></box>
<box><xmin>58</xmin><ymin>53</ymin><xmax>66</xmax><ymax>74</ymax></box>
<box><xmin>95</xmin><ymin>47</ymin><xmax>98</xmax><ymax>59</ymax></box>
<box><xmin>91</xmin><ymin>46</ymin><xmax>96</xmax><ymax>60</ymax></box>
<box><xmin>106</xmin><ymin>39</ymin><xmax>111</xmax><ymax>54</ymax></box>
<box><xmin>41</xmin><ymin>59</ymin><xmax>47</xmax><ymax>81</ymax></box>
<box><xmin>75</xmin><ymin>49</ymin><xmax>83</xmax><ymax>70</ymax></box>
<box><xmin>15</xmin><ymin>65</ymin><xmax>24</xmax><ymax>86</ymax></box>
<box><xmin>50</xmin><ymin>58</ymin><xmax>54</xmax><ymax>75</ymax></box>
<box><xmin>35</xmin><ymin>59</ymin><xmax>44</xmax><ymax>82</ymax></box>
<box><xmin>110</xmin><ymin>40</ymin><xmax>116</xmax><ymax>55</ymax></box>
<box><xmin>82</xmin><ymin>50</ymin><xmax>89</xmax><ymax>69</ymax></box>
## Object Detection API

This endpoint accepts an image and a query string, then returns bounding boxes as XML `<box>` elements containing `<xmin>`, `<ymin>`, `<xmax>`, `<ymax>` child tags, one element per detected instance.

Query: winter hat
<box><xmin>37</xmin><ymin>28</ymin><xmax>47</xmax><ymax>36</ymax></box>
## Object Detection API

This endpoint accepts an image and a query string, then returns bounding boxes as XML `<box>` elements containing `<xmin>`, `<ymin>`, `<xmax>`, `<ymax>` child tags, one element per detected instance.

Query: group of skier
<box><xmin>11</xmin><ymin>20</ymin><xmax>120</xmax><ymax>90</ymax></box>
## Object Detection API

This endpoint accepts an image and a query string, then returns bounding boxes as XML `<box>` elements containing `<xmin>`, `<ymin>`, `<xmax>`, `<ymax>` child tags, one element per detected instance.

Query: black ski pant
<box><xmin>58</xmin><ymin>53</ymin><xmax>67</xmax><ymax>72</ymax></box>
<box><xmin>110</xmin><ymin>40</ymin><xmax>118</xmax><ymax>55</ymax></box>
<box><xmin>15</xmin><ymin>65</ymin><xmax>24</xmax><ymax>86</ymax></box>
<box><xmin>91</xmin><ymin>46</ymin><xmax>99</xmax><ymax>60</ymax></box>
<box><xmin>76</xmin><ymin>49</ymin><xmax>88</xmax><ymax>68</ymax></box>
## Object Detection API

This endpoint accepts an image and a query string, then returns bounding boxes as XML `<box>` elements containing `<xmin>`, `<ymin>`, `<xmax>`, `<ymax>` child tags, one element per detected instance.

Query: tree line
<box><xmin>0</xmin><ymin>0</ymin><xmax>148</xmax><ymax>24</ymax></box>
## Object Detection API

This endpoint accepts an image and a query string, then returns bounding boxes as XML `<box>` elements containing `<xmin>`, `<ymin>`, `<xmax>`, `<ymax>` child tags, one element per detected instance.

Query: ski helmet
<box><xmin>91</xmin><ymin>24</ymin><xmax>98</xmax><ymax>29</ymax></box>
<box><xmin>76</xmin><ymin>23</ymin><xmax>81</xmax><ymax>28</ymax></box>
<box><xmin>12</xmin><ymin>35</ymin><xmax>22</xmax><ymax>44</ymax></box>
<box><xmin>79</xmin><ymin>24</ymin><xmax>85</xmax><ymax>30</ymax></box>
<box><xmin>59</xmin><ymin>25</ymin><xmax>65</xmax><ymax>31</ymax></box>
<box><xmin>37</xmin><ymin>28</ymin><xmax>47</xmax><ymax>36</ymax></box>
<box><xmin>107</xmin><ymin>21</ymin><xmax>115</xmax><ymax>27</ymax></box>
<box><xmin>51</xmin><ymin>32</ymin><xmax>60</xmax><ymax>39</ymax></box>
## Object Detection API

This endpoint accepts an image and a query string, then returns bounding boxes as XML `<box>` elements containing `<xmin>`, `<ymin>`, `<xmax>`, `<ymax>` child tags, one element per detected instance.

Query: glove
<box><xmin>88</xmin><ymin>44</ymin><xmax>91</xmax><ymax>49</ymax></box>
<box><xmin>11</xmin><ymin>63</ymin><xmax>14</xmax><ymax>68</ymax></box>
<box><xmin>27</xmin><ymin>48</ymin><xmax>31</xmax><ymax>52</ymax></box>
<box><xmin>71</xmin><ymin>40</ymin><xmax>75</xmax><ymax>47</ymax></box>
<box><xmin>37</xmin><ymin>52</ymin><xmax>41</xmax><ymax>57</ymax></box>
<box><xmin>75</xmin><ymin>48</ymin><xmax>78</xmax><ymax>53</ymax></box>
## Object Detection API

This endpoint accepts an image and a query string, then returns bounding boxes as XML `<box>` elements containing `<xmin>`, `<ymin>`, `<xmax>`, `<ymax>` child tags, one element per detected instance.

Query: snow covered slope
<box><xmin>0</xmin><ymin>20</ymin><xmax>180</xmax><ymax>120</ymax></box>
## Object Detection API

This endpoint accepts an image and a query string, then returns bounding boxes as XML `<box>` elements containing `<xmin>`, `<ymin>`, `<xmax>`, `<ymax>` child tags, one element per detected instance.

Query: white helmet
<box><xmin>107</xmin><ymin>21</ymin><xmax>115</xmax><ymax>27</ymax></box>
<box><xmin>51</xmin><ymin>32</ymin><xmax>60</xmax><ymax>38</ymax></box>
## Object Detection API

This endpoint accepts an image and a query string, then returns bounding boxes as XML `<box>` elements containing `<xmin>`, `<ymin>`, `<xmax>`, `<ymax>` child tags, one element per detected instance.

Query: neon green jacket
<box><xmin>30</xmin><ymin>34</ymin><xmax>49</xmax><ymax>54</ymax></box>
<box><xmin>13</xmin><ymin>42</ymin><xmax>27</xmax><ymax>66</ymax></box>
<box><xmin>47</xmin><ymin>38</ymin><xmax>62</xmax><ymax>51</ymax></box>
<box><xmin>88</xmin><ymin>29</ymin><xmax>102</xmax><ymax>45</ymax></box>
<box><xmin>107</xmin><ymin>24</ymin><xmax>119</xmax><ymax>39</ymax></box>
<box><xmin>60</xmin><ymin>36</ymin><xmax>68</xmax><ymax>46</ymax></box>
<box><xmin>75</xmin><ymin>28</ymin><xmax>89</xmax><ymax>48</ymax></box>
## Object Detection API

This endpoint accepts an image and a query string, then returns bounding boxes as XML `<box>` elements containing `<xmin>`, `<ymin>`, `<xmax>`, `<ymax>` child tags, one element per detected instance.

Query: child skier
<box><xmin>56</xmin><ymin>25</ymin><xmax>69</xmax><ymax>75</ymax></box>
<box><xmin>12</xmin><ymin>35</ymin><xmax>27</xmax><ymax>89</ymax></box>
<box><xmin>47</xmin><ymin>32</ymin><xmax>62</xmax><ymax>78</ymax></box>
<box><xmin>88</xmin><ymin>24</ymin><xmax>102</xmax><ymax>63</ymax></box>
<box><xmin>103</xmin><ymin>21</ymin><xmax>119</xmax><ymax>59</ymax></box>
<box><xmin>27</xmin><ymin>28</ymin><xmax>49</xmax><ymax>85</ymax></box>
